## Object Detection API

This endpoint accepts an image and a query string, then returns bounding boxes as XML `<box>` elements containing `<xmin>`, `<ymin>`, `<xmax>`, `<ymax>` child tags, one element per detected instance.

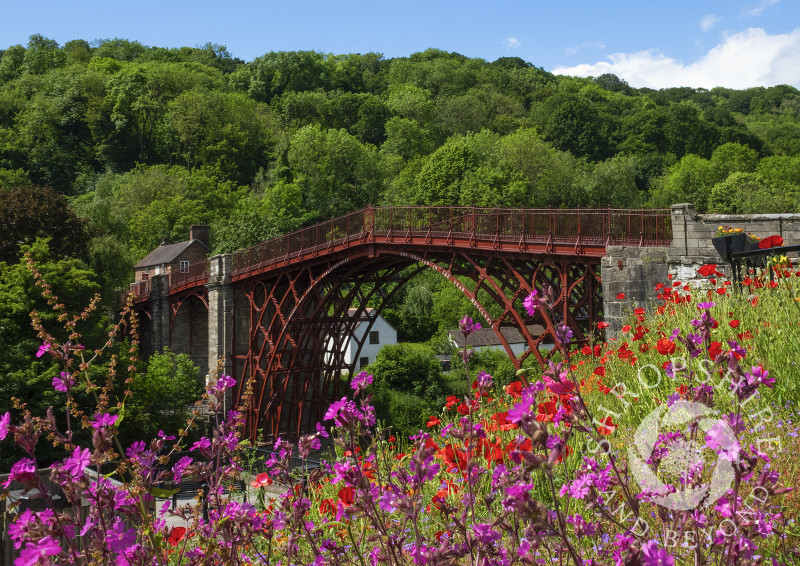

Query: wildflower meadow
<box><xmin>1</xmin><ymin>253</ymin><xmax>799</xmax><ymax>565</ymax></box>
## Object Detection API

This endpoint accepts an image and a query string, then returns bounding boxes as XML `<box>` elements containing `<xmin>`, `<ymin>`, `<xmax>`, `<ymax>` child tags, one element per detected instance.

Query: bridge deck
<box><xmin>125</xmin><ymin>206</ymin><xmax>672</xmax><ymax>300</ymax></box>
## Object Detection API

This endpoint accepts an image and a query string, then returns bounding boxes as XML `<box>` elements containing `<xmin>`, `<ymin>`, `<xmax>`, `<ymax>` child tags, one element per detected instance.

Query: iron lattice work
<box><xmin>123</xmin><ymin>205</ymin><xmax>669</xmax><ymax>442</ymax></box>
<box><xmin>230</xmin><ymin>246</ymin><xmax>602</xmax><ymax>442</ymax></box>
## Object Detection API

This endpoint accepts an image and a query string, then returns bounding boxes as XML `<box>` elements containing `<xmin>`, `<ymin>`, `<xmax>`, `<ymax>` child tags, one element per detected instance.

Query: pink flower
<box><xmin>641</xmin><ymin>541</ymin><xmax>675</xmax><ymax>566</ymax></box>
<box><xmin>105</xmin><ymin>518</ymin><xmax>137</xmax><ymax>552</ymax></box>
<box><xmin>0</xmin><ymin>411</ymin><xmax>10</xmax><ymax>441</ymax></box>
<box><xmin>35</xmin><ymin>343</ymin><xmax>51</xmax><ymax>358</ymax></box>
<box><xmin>15</xmin><ymin>535</ymin><xmax>61</xmax><ymax>566</ymax></box>
<box><xmin>63</xmin><ymin>446</ymin><xmax>91</xmax><ymax>478</ymax></box>
<box><xmin>52</xmin><ymin>372</ymin><xmax>73</xmax><ymax>393</ymax></box>
<box><xmin>90</xmin><ymin>413</ymin><xmax>118</xmax><ymax>429</ymax></box>
<box><xmin>3</xmin><ymin>458</ymin><xmax>37</xmax><ymax>488</ymax></box>
<box><xmin>523</xmin><ymin>290</ymin><xmax>544</xmax><ymax>316</ymax></box>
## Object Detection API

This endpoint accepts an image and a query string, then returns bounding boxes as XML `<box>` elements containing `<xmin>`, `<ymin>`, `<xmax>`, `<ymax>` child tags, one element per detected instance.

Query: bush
<box><xmin>368</xmin><ymin>342</ymin><xmax>442</xmax><ymax>397</ymax></box>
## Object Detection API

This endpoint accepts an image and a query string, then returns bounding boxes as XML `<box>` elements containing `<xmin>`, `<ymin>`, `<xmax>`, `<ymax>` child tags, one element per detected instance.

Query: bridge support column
<box><xmin>601</xmin><ymin>246</ymin><xmax>668</xmax><ymax>336</ymax></box>
<box><xmin>149</xmin><ymin>274</ymin><xmax>171</xmax><ymax>354</ymax></box>
<box><xmin>207</xmin><ymin>254</ymin><xmax>233</xmax><ymax>407</ymax></box>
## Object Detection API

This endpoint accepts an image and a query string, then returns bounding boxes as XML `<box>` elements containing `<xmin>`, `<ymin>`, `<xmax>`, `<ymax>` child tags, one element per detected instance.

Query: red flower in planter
<box><xmin>759</xmin><ymin>235</ymin><xmax>784</xmax><ymax>249</ymax></box>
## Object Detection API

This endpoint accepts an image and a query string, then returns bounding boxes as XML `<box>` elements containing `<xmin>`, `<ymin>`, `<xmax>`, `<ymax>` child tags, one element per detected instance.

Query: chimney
<box><xmin>190</xmin><ymin>225</ymin><xmax>210</xmax><ymax>249</ymax></box>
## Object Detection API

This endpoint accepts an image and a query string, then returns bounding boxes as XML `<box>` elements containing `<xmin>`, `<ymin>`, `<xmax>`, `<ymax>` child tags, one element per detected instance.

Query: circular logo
<box><xmin>628</xmin><ymin>401</ymin><xmax>738</xmax><ymax>510</ymax></box>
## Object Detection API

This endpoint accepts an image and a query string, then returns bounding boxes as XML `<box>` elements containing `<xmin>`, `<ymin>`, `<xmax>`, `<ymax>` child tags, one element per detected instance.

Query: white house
<box><xmin>447</xmin><ymin>324</ymin><xmax>552</xmax><ymax>356</ymax></box>
<box><xmin>325</xmin><ymin>308</ymin><xmax>397</xmax><ymax>370</ymax></box>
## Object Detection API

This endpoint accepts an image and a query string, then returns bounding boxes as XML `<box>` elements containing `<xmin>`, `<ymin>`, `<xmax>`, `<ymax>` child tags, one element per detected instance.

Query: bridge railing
<box><xmin>231</xmin><ymin>206</ymin><xmax>672</xmax><ymax>276</ymax></box>
<box><xmin>169</xmin><ymin>259</ymin><xmax>210</xmax><ymax>291</ymax></box>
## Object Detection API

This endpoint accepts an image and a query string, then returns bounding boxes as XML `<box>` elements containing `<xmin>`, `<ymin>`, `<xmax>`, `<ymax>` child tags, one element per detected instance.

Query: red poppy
<box><xmin>593</xmin><ymin>366</ymin><xmax>605</xmax><ymax>377</ymax></box>
<box><xmin>616</xmin><ymin>292</ymin><xmax>625</xmax><ymax>299</ymax></box>
<box><xmin>445</xmin><ymin>396</ymin><xmax>459</xmax><ymax>409</ymax></box>
<box><xmin>427</xmin><ymin>416</ymin><xmax>441</xmax><ymax>428</ymax></box>
<box><xmin>250</xmin><ymin>472</ymin><xmax>273</xmax><ymax>488</ymax></box>
<box><xmin>167</xmin><ymin>526</ymin><xmax>187</xmax><ymax>547</ymax></box>
<box><xmin>729</xmin><ymin>320</ymin><xmax>740</xmax><ymax>328</ymax></box>
<box><xmin>536</xmin><ymin>401</ymin><xmax>558</xmax><ymax>422</ymax></box>
<box><xmin>708</xmin><ymin>341</ymin><xmax>723</xmax><ymax>359</ymax></box>
<box><xmin>388</xmin><ymin>435</ymin><xmax>396</xmax><ymax>443</ymax></box>
<box><xmin>622</xmin><ymin>324</ymin><xmax>631</xmax><ymax>333</ymax></box>
<box><xmin>338</xmin><ymin>486</ymin><xmax>355</xmax><ymax>507</ymax></box>
<box><xmin>759</xmin><ymin>235</ymin><xmax>784</xmax><ymax>249</ymax></box>
<box><xmin>597</xmin><ymin>321</ymin><xmax>610</xmax><ymax>329</ymax></box>
<box><xmin>505</xmin><ymin>381</ymin><xmax>523</xmax><ymax>399</ymax></box>
<box><xmin>716</xmin><ymin>288</ymin><xmax>727</xmax><ymax>296</ymax></box>
<box><xmin>491</xmin><ymin>411</ymin><xmax>518</xmax><ymax>431</ymax></box>
<box><xmin>596</xmin><ymin>416</ymin><xmax>616</xmax><ymax>435</ymax></box>
<box><xmin>697</xmin><ymin>264</ymin><xmax>718</xmax><ymax>277</ymax></box>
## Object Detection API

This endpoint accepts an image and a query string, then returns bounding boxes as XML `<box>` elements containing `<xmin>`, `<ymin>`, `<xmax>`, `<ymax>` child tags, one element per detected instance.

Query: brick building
<box><xmin>134</xmin><ymin>225</ymin><xmax>210</xmax><ymax>283</ymax></box>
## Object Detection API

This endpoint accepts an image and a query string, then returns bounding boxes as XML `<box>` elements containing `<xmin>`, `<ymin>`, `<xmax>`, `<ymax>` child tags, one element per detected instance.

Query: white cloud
<box><xmin>552</xmin><ymin>28</ymin><xmax>800</xmax><ymax>89</ymax></box>
<box><xmin>745</xmin><ymin>0</ymin><xmax>780</xmax><ymax>17</ymax></box>
<box><xmin>701</xmin><ymin>14</ymin><xmax>722</xmax><ymax>31</ymax></box>
<box><xmin>503</xmin><ymin>37</ymin><xmax>521</xmax><ymax>49</ymax></box>
<box><xmin>565</xmin><ymin>41</ymin><xmax>606</xmax><ymax>55</ymax></box>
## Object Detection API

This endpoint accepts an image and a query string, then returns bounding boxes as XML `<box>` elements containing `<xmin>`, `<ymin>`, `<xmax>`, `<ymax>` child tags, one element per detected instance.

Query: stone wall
<box><xmin>668</xmin><ymin>202</ymin><xmax>800</xmax><ymax>282</ymax></box>
<box><xmin>601</xmin><ymin>245</ymin><xmax>669</xmax><ymax>334</ymax></box>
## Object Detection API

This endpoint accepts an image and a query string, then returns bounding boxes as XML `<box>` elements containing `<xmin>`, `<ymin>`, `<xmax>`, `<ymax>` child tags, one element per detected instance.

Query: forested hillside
<box><xmin>1</xmin><ymin>35</ymin><xmax>800</xmax><ymax>293</ymax></box>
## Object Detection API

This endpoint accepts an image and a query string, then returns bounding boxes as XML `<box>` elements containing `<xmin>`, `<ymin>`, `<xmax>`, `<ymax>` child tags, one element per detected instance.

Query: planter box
<box><xmin>711</xmin><ymin>234</ymin><xmax>757</xmax><ymax>262</ymax></box>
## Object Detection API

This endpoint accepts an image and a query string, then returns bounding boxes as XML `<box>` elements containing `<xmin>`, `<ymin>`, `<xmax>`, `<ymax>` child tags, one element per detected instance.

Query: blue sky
<box><xmin>2</xmin><ymin>0</ymin><xmax>799</xmax><ymax>89</ymax></box>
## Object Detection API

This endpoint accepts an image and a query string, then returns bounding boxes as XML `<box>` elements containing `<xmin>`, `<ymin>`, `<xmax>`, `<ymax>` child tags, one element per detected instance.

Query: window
<box><xmin>369</xmin><ymin>331</ymin><xmax>379</xmax><ymax>345</ymax></box>
<box><xmin>180</xmin><ymin>260</ymin><xmax>190</xmax><ymax>273</ymax></box>
<box><xmin>359</xmin><ymin>357</ymin><xmax>369</xmax><ymax>369</ymax></box>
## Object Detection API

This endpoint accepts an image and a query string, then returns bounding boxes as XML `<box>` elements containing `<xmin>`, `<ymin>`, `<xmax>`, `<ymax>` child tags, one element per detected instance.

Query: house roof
<box><xmin>134</xmin><ymin>240</ymin><xmax>208</xmax><ymax>269</ymax></box>
<box><xmin>448</xmin><ymin>324</ymin><xmax>547</xmax><ymax>347</ymax></box>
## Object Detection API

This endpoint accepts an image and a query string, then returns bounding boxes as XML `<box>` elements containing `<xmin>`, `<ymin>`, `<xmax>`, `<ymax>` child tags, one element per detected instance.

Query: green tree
<box><xmin>121</xmin><ymin>349</ymin><xmax>203</xmax><ymax>444</ymax></box>
<box><xmin>412</xmin><ymin>140</ymin><xmax>477</xmax><ymax>205</ymax></box>
<box><xmin>22</xmin><ymin>34</ymin><xmax>66</xmax><ymax>75</ymax></box>
<box><xmin>287</xmin><ymin>125</ymin><xmax>383</xmax><ymax>218</ymax></box>
<box><xmin>368</xmin><ymin>342</ymin><xmax>442</xmax><ymax>397</ymax></box>
<box><xmin>0</xmin><ymin>44</ymin><xmax>25</xmax><ymax>85</ymax></box>
<box><xmin>0</xmin><ymin>185</ymin><xmax>90</xmax><ymax>263</ymax></box>
<box><xmin>0</xmin><ymin>238</ymin><xmax>104</xmax><ymax>467</ymax></box>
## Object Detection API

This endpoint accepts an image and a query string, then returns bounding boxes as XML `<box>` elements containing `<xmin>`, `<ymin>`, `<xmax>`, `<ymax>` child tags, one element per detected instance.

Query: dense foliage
<box><xmin>1</xmin><ymin>37</ymin><xmax>800</xmax><ymax>278</ymax></box>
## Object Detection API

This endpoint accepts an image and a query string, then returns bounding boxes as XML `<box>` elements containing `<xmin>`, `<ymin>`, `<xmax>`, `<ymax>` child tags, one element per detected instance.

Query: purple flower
<box><xmin>0</xmin><ymin>411</ymin><xmax>10</xmax><ymax>441</ymax></box>
<box><xmin>556</xmin><ymin>323</ymin><xmax>573</xmax><ymax>346</ymax></box>
<box><xmin>641</xmin><ymin>541</ymin><xmax>675</xmax><ymax>566</ymax></box>
<box><xmin>507</xmin><ymin>396</ymin><xmax>535</xmax><ymax>424</ymax></box>
<box><xmin>459</xmin><ymin>315</ymin><xmax>481</xmax><ymax>336</ymax></box>
<box><xmin>3</xmin><ymin>458</ymin><xmax>37</xmax><ymax>488</ymax></box>
<box><xmin>475</xmin><ymin>370</ymin><xmax>493</xmax><ymax>394</ymax></box>
<box><xmin>568</xmin><ymin>476</ymin><xmax>590</xmax><ymax>499</ymax></box>
<box><xmin>523</xmin><ymin>290</ymin><xmax>545</xmax><ymax>316</ymax></box>
<box><xmin>472</xmin><ymin>522</ymin><xmax>501</xmax><ymax>544</ymax></box>
<box><xmin>35</xmin><ymin>343</ymin><xmax>51</xmax><ymax>358</ymax></box>
<box><xmin>190</xmin><ymin>437</ymin><xmax>211</xmax><ymax>452</ymax></box>
<box><xmin>105</xmin><ymin>518</ymin><xmax>137</xmax><ymax>552</ymax></box>
<box><xmin>172</xmin><ymin>456</ymin><xmax>193</xmax><ymax>483</ymax></box>
<box><xmin>697</xmin><ymin>302</ymin><xmax>716</xmax><ymax>310</ymax></box>
<box><xmin>216</xmin><ymin>374</ymin><xmax>236</xmax><ymax>389</ymax></box>
<box><xmin>351</xmin><ymin>370</ymin><xmax>373</xmax><ymax>393</ymax></box>
<box><xmin>315</xmin><ymin>422</ymin><xmax>330</xmax><ymax>438</ymax></box>
<box><xmin>705</xmin><ymin>421</ymin><xmax>740</xmax><ymax>462</ymax></box>
<box><xmin>90</xmin><ymin>413</ymin><xmax>118</xmax><ymax>429</ymax></box>
<box><xmin>63</xmin><ymin>446</ymin><xmax>91</xmax><ymax>478</ymax></box>
<box><xmin>125</xmin><ymin>441</ymin><xmax>146</xmax><ymax>458</ymax></box>
<box><xmin>16</xmin><ymin>535</ymin><xmax>61</xmax><ymax>566</ymax></box>
<box><xmin>52</xmin><ymin>371</ymin><xmax>73</xmax><ymax>393</ymax></box>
